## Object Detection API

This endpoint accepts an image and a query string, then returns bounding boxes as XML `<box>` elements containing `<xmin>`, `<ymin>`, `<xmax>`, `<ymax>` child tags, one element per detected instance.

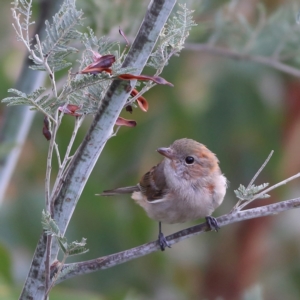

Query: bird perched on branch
<box><xmin>98</xmin><ymin>138</ymin><xmax>227</xmax><ymax>251</ymax></box>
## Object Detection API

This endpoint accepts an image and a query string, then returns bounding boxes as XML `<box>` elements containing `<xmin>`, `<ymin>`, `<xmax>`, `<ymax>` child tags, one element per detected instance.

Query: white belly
<box><xmin>132</xmin><ymin>174</ymin><xmax>226</xmax><ymax>224</ymax></box>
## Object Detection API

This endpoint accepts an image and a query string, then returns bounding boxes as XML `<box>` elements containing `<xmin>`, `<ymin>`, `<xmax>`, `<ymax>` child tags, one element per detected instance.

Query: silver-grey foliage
<box><xmin>42</xmin><ymin>210</ymin><xmax>88</xmax><ymax>256</ymax></box>
<box><xmin>31</xmin><ymin>0</ymin><xmax>83</xmax><ymax>71</ymax></box>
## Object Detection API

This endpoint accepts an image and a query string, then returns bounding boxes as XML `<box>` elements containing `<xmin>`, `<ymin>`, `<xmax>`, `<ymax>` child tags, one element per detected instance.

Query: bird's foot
<box><xmin>158</xmin><ymin>232</ymin><xmax>171</xmax><ymax>251</ymax></box>
<box><xmin>205</xmin><ymin>216</ymin><xmax>220</xmax><ymax>232</ymax></box>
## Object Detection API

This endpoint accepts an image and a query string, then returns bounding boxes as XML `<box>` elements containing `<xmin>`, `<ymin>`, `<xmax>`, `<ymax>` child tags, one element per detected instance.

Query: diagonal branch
<box><xmin>54</xmin><ymin>197</ymin><xmax>300</xmax><ymax>284</ymax></box>
<box><xmin>185</xmin><ymin>43</ymin><xmax>300</xmax><ymax>77</ymax></box>
<box><xmin>19</xmin><ymin>1</ymin><xmax>176</xmax><ymax>299</ymax></box>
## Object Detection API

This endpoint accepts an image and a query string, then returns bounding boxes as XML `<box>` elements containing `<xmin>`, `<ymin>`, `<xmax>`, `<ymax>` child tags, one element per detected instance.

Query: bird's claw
<box><xmin>158</xmin><ymin>232</ymin><xmax>171</xmax><ymax>251</ymax></box>
<box><xmin>205</xmin><ymin>216</ymin><xmax>220</xmax><ymax>232</ymax></box>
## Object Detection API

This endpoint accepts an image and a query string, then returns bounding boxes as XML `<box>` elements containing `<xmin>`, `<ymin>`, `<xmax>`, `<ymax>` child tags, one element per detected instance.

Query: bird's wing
<box><xmin>100</xmin><ymin>185</ymin><xmax>140</xmax><ymax>196</ymax></box>
<box><xmin>139</xmin><ymin>160</ymin><xmax>168</xmax><ymax>202</ymax></box>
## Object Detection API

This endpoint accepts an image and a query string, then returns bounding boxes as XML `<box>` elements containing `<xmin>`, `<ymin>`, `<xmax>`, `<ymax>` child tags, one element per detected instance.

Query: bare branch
<box><xmin>185</xmin><ymin>43</ymin><xmax>300</xmax><ymax>78</ymax></box>
<box><xmin>247</xmin><ymin>150</ymin><xmax>274</xmax><ymax>190</ymax></box>
<box><xmin>54</xmin><ymin>197</ymin><xmax>300</xmax><ymax>284</ymax></box>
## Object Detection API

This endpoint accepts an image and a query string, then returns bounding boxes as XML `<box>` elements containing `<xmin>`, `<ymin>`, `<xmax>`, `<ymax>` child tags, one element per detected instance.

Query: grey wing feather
<box><xmin>100</xmin><ymin>185</ymin><xmax>140</xmax><ymax>196</ymax></box>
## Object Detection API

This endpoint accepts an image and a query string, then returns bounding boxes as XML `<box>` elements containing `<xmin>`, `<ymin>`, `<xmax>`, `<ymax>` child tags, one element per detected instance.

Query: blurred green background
<box><xmin>1</xmin><ymin>0</ymin><xmax>300</xmax><ymax>299</ymax></box>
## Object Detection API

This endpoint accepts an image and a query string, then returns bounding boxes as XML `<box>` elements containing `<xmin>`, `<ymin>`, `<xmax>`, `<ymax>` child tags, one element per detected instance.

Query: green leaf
<box><xmin>67</xmin><ymin>246</ymin><xmax>89</xmax><ymax>256</ymax></box>
<box><xmin>57</xmin><ymin>237</ymin><xmax>68</xmax><ymax>254</ymax></box>
<box><xmin>41</xmin><ymin>210</ymin><xmax>60</xmax><ymax>236</ymax></box>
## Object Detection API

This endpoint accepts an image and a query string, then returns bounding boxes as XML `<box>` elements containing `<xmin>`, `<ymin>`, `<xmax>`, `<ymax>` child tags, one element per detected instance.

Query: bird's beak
<box><xmin>157</xmin><ymin>147</ymin><xmax>176</xmax><ymax>160</ymax></box>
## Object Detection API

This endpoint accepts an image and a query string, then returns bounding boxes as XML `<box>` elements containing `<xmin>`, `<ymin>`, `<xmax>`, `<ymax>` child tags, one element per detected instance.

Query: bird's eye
<box><xmin>185</xmin><ymin>156</ymin><xmax>194</xmax><ymax>164</ymax></box>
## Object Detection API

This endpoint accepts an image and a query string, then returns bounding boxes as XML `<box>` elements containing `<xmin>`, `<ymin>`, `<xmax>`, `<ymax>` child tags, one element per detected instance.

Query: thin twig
<box><xmin>35</xmin><ymin>35</ymin><xmax>58</xmax><ymax>98</ymax></box>
<box><xmin>53</xmin><ymin>142</ymin><xmax>62</xmax><ymax>169</ymax></box>
<box><xmin>239</xmin><ymin>172</ymin><xmax>300</xmax><ymax>210</ymax></box>
<box><xmin>50</xmin><ymin>116</ymin><xmax>84</xmax><ymax>200</ymax></box>
<box><xmin>52</xmin><ymin>110</ymin><xmax>68</xmax><ymax>171</ymax></box>
<box><xmin>61</xmin><ymin>116</ymin><xmax>83</xmax><ymax>165</ymax></box>
<box><xmin>45</xmin><ymin>109</ymin><xmax>60</xmax><ymax>212</ymax></box>
<box><xmin>247</xmin><ymin>150</ymin><xmax>274</xmax><ymax>190</ymax></box>
<box><xmin>12</xmin><ymin>2</ymin><xmax>43</xmax><ymax>64</ymax></box>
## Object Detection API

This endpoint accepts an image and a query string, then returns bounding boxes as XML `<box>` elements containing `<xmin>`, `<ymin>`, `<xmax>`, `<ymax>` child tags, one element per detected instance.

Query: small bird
<box><xmin>98</xmin><ymin>138</ymin><xmax>227</xmax><ymax>251</ymax></box>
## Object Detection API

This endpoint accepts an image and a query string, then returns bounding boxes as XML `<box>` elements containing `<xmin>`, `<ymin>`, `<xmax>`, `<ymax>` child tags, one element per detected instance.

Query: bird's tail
<box><xmin>96</xmin><ymin>185</ymin><xmax>140</xmax><ymax>196</ymax></box>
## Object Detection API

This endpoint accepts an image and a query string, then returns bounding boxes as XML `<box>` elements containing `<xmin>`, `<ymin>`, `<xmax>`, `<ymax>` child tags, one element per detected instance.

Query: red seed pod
<box><xmin>43</xmin><ymin>126</ymin><xmax>51</xmax><ymax>141</ymax></box>
<box><xmin>136</xmin><ymin>97</ymin><xmax>149</xmax><ymax>112</ymax></box>
<box><xmin>80</xmin><ymin>55</ymin><xmax>116</xmax><ymax>75</ymax></box>
<box><xmin>92</xmin><ymin>54</ymin><xmax>115</xmax><ymax>69</ymax></box>
<box><xmin>130</xmin><ymin>88</ymin><xmax>149</xmax><ymax>112</ymax></box>
<box><xmin>115</xmin><ymin>117</ymin><xmax>136</xmax><ymax>127</ymax></box>
<box><xmin>44</xmin><ymin>116</ymin><xmax>50</xmax><ymax>130</ymax></box>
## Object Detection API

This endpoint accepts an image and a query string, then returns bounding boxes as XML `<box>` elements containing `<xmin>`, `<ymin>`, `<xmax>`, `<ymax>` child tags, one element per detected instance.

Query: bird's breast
<box><xmin>132</xmin><ymin>185</ymin><xmax>219</xmax><ymax>224</ymax></box>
